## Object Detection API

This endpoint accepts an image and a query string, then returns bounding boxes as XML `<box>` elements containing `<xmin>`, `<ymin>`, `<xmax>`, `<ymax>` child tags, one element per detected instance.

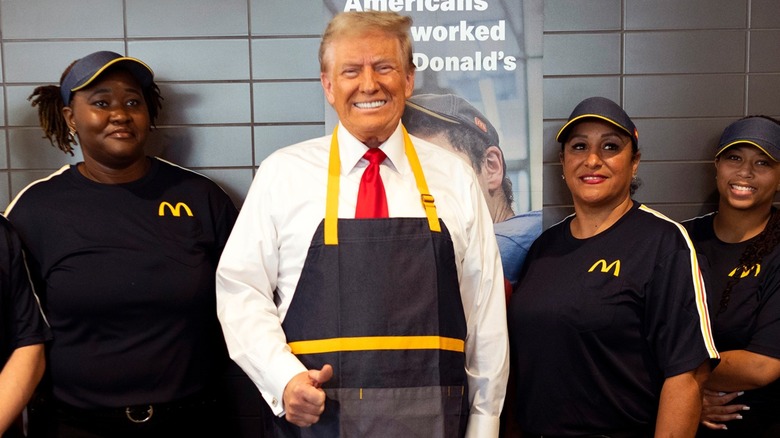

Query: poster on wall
<box><xmin>322</xmin><ymin>0</ymin><xmax>543</xmax><ymax>215</ymax></box>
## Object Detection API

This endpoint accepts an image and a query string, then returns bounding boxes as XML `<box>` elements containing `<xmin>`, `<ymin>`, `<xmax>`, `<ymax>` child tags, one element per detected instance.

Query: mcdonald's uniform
<box><xmin>5</xmin><ymin>157</ymin><xmax>238</xmax><ymax>412</ymax></box>
<box><xmin>0</xmin><ymin>215</ymin><xmax>51</xmax><ymax>374</ymax></box>
<box><xmin>508</xmin><ymin>201</ymin><xmax>718</xmax><ymax>436</ymax></box>
<box><xmin>216</xmin><ymin>123</ymin><xmax>508</xmax><ymax>437</ymax></box>
<box><xmin>685</xmin><ymin>212</ymin><xmax>780</xmax><ymax>435</ymax></box>
<box><xmin>0</xmin><ymin>216</ymin><xmax>52</xmax><ymax>438</ymax></box>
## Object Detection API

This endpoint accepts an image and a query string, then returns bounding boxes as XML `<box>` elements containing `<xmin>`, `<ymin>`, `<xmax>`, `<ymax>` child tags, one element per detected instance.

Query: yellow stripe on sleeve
<box><xmin>639</xmin><ymin>204</ymin><xmax>719</xmax><ymax>358</ymax></box>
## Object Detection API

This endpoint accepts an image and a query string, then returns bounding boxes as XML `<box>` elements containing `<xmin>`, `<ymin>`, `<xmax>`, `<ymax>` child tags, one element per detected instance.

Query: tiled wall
<box><xmin>542</xmin><ymin>0</ymin><xmax>780</xmax><ymax>227</ymax></box>
<box><xmin>0</xmin><ymin>0</ymin><xmax>331</xmax><ymax>209</ymax></box>
<box><xmin>3</xmin><ymin>1</ymin><xmax>777</xmax><ymax>226</ymax></box>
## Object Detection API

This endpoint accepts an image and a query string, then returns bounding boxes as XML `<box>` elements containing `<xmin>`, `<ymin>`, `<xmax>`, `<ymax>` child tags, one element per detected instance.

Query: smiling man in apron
<box><xmin>216</xmin><ymin>10</ymin><xmax>508</xmax><ymax>437</ymax></box>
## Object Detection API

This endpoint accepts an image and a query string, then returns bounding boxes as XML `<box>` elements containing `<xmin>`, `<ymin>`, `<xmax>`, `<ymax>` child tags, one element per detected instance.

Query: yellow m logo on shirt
<box><xmin>158</xmin><ymin>202</ymin><xmax>193</xmax><ymax>217</ymax></box>
<box><xmin>588</xmin><ymin>259</ymin><xmax>621</xmax><ymax>277</ymax></box>
<box><xmin>728</xmin><ymin>264</ymin><xmax>760</xmax><ymax>278</ymax></box>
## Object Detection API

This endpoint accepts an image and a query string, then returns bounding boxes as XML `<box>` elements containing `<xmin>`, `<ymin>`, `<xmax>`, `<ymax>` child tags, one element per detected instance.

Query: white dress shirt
<box><xmin>216</xmin><ymin>122</ymin><xmax>508</xmax><ymax>436</ymax></box>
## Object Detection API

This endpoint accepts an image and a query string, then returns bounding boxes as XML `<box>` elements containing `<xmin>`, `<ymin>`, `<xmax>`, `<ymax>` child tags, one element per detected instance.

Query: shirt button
<box><xmin>271</xmin><ymin>397</ymin><xmax>278</xmax><ymax>407</ymax></box>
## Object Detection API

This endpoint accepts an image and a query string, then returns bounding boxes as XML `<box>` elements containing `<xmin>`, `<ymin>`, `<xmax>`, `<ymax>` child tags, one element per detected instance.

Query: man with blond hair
<box><xmin>217</xmin><ymin>10</ymin><xmax>508</xmax><ymax>438</ymax></box>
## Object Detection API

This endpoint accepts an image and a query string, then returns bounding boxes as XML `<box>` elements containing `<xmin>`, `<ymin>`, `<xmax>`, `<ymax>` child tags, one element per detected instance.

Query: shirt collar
<box><xmin>338</xmin><ymin>122</ymin><xmax>407</xmax><ymax>176</ymax></box>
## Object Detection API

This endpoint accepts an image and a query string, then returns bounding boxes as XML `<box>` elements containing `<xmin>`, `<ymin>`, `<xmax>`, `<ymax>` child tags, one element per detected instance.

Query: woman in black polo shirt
<box><xmin>8</xmin><ymin>51</ymin><xmax>239</xmax><ymax>437</ymax></box>
<box><xmin>684</xmin><ymin>116</ymin><xmax>780</xmax><ymax>437</ymax></box>
<box><xmin>508</xmin><ymin>97</ymin><xmax>719</xmax><ymax>437</ymax></box>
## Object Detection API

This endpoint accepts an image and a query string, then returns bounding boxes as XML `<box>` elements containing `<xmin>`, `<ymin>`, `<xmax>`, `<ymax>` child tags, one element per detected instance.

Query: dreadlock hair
<box><xmin>28</xmin><ymin>61</ymin><xmax>163</xmax><ymax>156</ymax></box>
<box><xmin>718</xmin><ymin>209</ymin><xmax>780</xmax><ymax>314</ymax></box>
<box><xmin>29</xmin><ymin>84</ymin><xmax>72</xmax><ymax>154</ymax></box>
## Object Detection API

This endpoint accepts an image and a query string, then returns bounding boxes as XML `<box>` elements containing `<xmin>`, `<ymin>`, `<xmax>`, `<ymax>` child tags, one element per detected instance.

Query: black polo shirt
<box><xmin>509</xmin><ymin>202</ymin><xmax>717</xmax><ymax>435</ymax></box>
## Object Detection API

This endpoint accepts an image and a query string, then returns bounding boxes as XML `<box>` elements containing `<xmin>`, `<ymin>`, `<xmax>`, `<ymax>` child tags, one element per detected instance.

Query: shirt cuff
<box><xmin>465</xmin><ymin>414</ymin><xmax>500</xmax><ymax>438</ymax></box>
<box><xmin>262</xmin><ymin>355</ymin><xmax>308</xmax><ymax>417</ymax></box>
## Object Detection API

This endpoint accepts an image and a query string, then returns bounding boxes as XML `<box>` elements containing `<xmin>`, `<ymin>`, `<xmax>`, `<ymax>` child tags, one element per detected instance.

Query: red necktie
<box><xmin>355</xmin><ymin>148</ymin><xmax>389</xmax><ymax>218</ymax></box>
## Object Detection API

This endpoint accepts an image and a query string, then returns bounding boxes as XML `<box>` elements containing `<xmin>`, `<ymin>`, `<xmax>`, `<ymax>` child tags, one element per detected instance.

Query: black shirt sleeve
<box><xmin>0</xmin><ymin>215</ymin><xmax>51</xmax><ymax>364</ymax></box>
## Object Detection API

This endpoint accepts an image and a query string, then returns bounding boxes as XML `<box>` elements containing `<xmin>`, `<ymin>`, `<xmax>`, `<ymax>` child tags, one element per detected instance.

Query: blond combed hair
<box><xmin>319</xmin><ymin>11</ymin><xmax>415</xmax><ymax>74</ymax></box>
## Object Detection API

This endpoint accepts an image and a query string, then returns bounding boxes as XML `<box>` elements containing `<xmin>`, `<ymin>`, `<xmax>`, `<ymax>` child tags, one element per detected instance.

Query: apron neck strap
<box><xmin>325</xmin><ymin>125</ymin><xmax>441</xmax><ymax>245</ymax></box>
<box><xmin>401</xmin><ymin>125</ymin><xmax>442</xmax><ymax>235</ymax></box>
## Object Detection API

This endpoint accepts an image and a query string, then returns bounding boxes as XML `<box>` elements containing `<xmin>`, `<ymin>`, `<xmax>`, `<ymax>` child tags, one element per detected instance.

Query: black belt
<box><xmin>55</xmin><ymin>391</ymin><xmax>218</xmax><ymax>424</ymax></box>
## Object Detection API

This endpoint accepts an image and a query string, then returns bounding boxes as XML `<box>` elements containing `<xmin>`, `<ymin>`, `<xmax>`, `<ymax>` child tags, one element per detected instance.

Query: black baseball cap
<box><xmin>556</xmin><ymin>97</ymin><xmax>638</xmax><ymax>147</ymax></box>
<box><xmin>60</xmin><ymin>51</ymin><xmax>154</xmax><ymax>103</ymax></box>
<box><xmin>716</xmin><ymin>117</ymin><xmax>780</xmax><ymax>161</ymax></box>
<box><xmin>404</xmin><ymin>94</ymin><xmax>500</xmax><ymax>148</ymax></box>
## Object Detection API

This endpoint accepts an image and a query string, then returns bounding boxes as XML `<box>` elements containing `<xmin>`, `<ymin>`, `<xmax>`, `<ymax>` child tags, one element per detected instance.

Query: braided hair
<box><xmin>717</xmin><ymin>114</ymin><xmax>780</xmax><ymax>314</ymax></box>
<box><xmin>28</xmin><ymin>61</ymin><xmax>163</xmax><ymax>156</ymax></box>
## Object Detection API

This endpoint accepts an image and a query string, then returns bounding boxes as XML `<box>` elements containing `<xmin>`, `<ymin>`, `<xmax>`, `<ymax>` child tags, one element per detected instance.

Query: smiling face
<box><xmin>320</xmin><ymin>30</ymin><xmax>415</xmax><ymax>148</ymax></box>
<box><xmin>63</xmin><ymin>69</ymin><xmax>150</xmax><ymax>170</ymax></box>
<box><xmin>715</xmin><ymin>144</ymin><xmax>780</xmax><ymax>213</ymax></box>
<box><xmin>560</xmin><ymin>119</ymin><xmax>639</xmax><ymax>210</ymax></box>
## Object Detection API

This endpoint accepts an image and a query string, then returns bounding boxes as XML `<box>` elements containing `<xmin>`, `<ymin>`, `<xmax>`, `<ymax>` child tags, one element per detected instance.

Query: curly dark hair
<box><xmin>28</xmin><ymin>61</ymin><xmax>162</xmax><ymax>155</ymax></box>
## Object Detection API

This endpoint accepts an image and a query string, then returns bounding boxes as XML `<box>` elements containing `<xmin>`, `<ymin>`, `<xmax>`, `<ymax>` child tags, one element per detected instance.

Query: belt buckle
<box><xmin>125</xmin><ymin>405</ymin><xmax>153</xmax><ymax>423</ymax></box>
